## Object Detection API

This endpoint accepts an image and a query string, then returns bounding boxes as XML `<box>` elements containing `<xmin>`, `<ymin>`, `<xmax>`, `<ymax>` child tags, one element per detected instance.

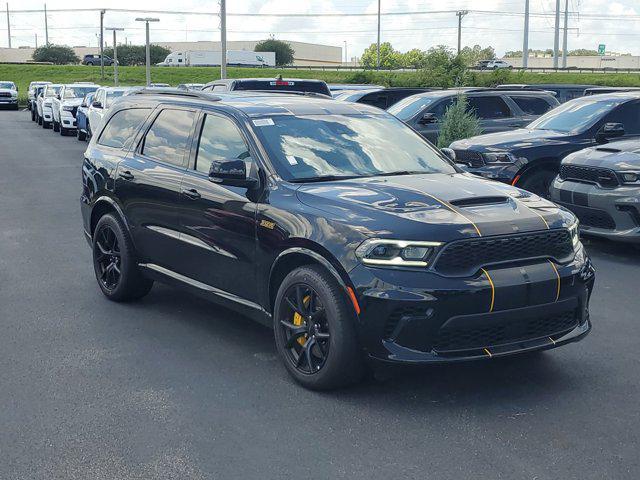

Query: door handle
<box><xmin>181</xmin><ymin>188</ymin><xmax>201</xmax><ymax>200</ymax></box>
<box><xmin>118</xmin><ymin>170</ymin><xmax>134</xmax><ymax>181</ymax></box>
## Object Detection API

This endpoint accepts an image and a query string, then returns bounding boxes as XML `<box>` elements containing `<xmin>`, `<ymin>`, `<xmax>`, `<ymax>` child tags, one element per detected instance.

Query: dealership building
<box><xmin>0</xmin><ymin>40</ymin><xmax>342</xmax><ymax>66</ymax></box>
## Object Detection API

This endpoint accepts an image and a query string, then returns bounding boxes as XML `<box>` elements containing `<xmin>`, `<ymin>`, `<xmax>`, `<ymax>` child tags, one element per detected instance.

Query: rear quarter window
<box><xmin>509</xmin><ymin>96</ymin><xmax>555</xmax><ymax>115</ymax></box>
<box><xmin>98</xmin><ymin>108</ymin><xmax>152</xmax><ymax>149</ymax></box>
<box><xmin>467</xmin><ymin>96</ymin><xmax>512</xmax><ymax>119</ymax></box>
<box><xmin>141</xmin><ymin>109</ymin><xmax>197</xmax><ymax>166</ymax></box>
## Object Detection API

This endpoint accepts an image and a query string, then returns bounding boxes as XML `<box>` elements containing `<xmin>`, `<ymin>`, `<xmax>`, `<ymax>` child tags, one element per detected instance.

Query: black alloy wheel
<box><xmin>94</xmin><ymin>224</ymin><xmax>122</xmax><ymax>292</ymax></box>
<box><xmin>279</xmin><ymin>284</ymin><xmax>331</xmax><ymax>374</ymax></box>
<box><xmin>519</xmin><ymin>168</ymin><xmax>556</xmax><ymax>199</ymax></box>
<box><xmin>273</xmin><ymin>265</ymin><xmax>364</xmax><ymax>390</ymax></box>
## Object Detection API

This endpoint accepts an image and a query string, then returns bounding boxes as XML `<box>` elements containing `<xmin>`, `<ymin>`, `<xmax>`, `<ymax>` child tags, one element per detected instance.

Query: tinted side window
<box><xmin>195</xmin><ymin>114</ymin><xmax>251</xmax><ymax>174</ymax></box>
<box><xmin>98</xmin><ymin>108</ymin><xmax>152</xmax><ymax>149</ymax></box>
<box><xmin>142</xmin><ymin>109</ymin><xmax>197</xmax><ymax>166</ymax></box>
<box><xmin>467</xmin><ymin>96</ymin><xmax>512</xmax><ymax>118</ymax></box>
<box><xmin>429</xmin><ymin>98</ymin><xmax>455</xmax><ymax>119</ymax></box>
<box><xmin>509</xmin><ymin>96</ymin><xmax>553</xmax><ymax>115</ymax></box>
<box><xmin>605</xmin><ymin>102</ymin><xmax>640</xmax><ymax>134</ymax></box>
<box><xmin>212</xmin><ymin>85</ymin><xmax>228</xmax><ymax>92</ymax></box>
<box><xmin>359</xmin><ymin>92</ymin><xmax>388</xmax><ymax>109</ymax></box>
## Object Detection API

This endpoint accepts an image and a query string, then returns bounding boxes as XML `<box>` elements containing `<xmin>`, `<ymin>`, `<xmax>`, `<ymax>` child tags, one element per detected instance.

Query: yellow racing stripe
<box><xmin>421</xmin><ymin>191</ymin><xmax>482</xmax><ymax>237</ymax></box>
<box><xmin>481</xmin><ymin>268</ymin><xmax>495</xmax><ymax>313</ymax></box>
<box><xmin>548</xmin><ymin>260</ymin><xmax>561</xmax><ymax>302</ymax></box>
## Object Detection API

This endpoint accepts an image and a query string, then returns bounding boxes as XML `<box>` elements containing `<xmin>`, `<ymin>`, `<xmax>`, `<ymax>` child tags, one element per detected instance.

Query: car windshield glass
<box><xmin>253</xmin><ymin>114</ymin><xmax>456</xmax><ymax>182</ymax></box>
<box><xmin>65</xmin><ymin>86</ymin><xmax>98</xmax><ymax>98</ymax></box>
<box><xmin>45</xmin><ymin>86</ymin><xmax>61</xmax><ymax>97</ymax></box>
<box><xmin>105</xmin><ymin>90</ymin><xmax>127</xmax><ymax>107</ymax></box>
<box><xmin>387</xmin><ymin>95</ymin><xmax>436</xmax><ymax>121</ymax></box>
<box><xmin>0</xmin><ymin>82</ymin><xmax>15</xmax><ymax>89</ymax></box>
<box><xmin>528</xmin><ymin>98</ymin><xmax>621</xmax><ymax>133</ymax></box>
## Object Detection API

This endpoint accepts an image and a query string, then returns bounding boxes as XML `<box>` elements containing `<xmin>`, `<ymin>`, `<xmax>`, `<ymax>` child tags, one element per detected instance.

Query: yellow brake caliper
<box><xmin>292</xmin><ymin>295</ymin><xmax>310</xmax><ymax>346</ymax></box>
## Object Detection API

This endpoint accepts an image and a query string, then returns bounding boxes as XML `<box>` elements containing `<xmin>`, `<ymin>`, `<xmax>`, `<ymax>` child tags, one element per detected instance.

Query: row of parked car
<box><xmin>14</xmin><ymin>74</ymin><xmax>638</xmax><ymax>388</ymax></box>
<box><xmin>20</xmin><ymin>77</ymin><xmax>640</xmax><ymax>245</ymax></box>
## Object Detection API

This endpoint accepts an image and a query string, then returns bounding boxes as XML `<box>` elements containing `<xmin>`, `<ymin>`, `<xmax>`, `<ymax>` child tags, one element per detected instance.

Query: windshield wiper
<box><xmin>373</xmin><ymin>170</ymin><xmax>428</xmax><ymax>177</ymax></box>
<box><xmin>289</xmin><ymin>175</ymin><xmax>362</xmax><ymax>183</ymax></box>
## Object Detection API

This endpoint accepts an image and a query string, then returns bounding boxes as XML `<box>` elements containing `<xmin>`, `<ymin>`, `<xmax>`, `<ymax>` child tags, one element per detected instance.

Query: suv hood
<box><xmin>62</xmin><ymin>98</ymin><xmax>83</xmax><ymax>107</ymax></box>
<box><xmin>0</xmin><ymin>88</ymin><xmax>16</xmax><ymax>95</ymax></box>
<box><xmin>296</xmin><ymin>172</ymin><xmax>571</xmax><ymax>242</ymax></box>
<box><xmin>564</xmin><ymin>139</ymin><xmax>640</xmax><ymax>171</ymax></box>
<box><xmin>450</xmin><ymin>128</ymin><xmax>571</xmax><ymax>152</ymax></box>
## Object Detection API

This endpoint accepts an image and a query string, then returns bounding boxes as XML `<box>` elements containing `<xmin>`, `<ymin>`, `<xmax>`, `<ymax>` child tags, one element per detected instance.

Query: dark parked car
<box><xmin>82</xmin><ymin>54</ymin><xmax>114</xmax><ymax>66</ymax></box>
<box><xmin>76</xmin><ymin>92</ymin><xmax>95</xmax><ymax>141</ymax></box>
<box><xmin>550</xmin><ymin>138</ymin><xmax>640</xmax><ymax>243</ymax></box>
<box><xmin>584</xmin><ymin>87</ymin><xmax>640</xmax><ymax>96</ymax></box>
<box><xmin>201</xmin><ymin>77</ymin><xmax>331</xmax><ymax>97</ymax></box>
<box><xmin>81</xmin><ymin>90</ymin><xmax>594</xmax><ymax>389</ymax></box>
<box><xmin>388</xmin><ymin>89</ymin><xmax>559</xmax><ymax>144</ymax></box>
<box><xmin>496</xmin><ymin>84</ymin><xmax>595</xmax><ymax>103</ymax></box>
<box><xmin>450</xmin><ymin>92</ymin><xmax>640</xmax><ymax>197</ymax></box>
<box><xmin>336</xmin><ymin>87</ymin><xmax>438</xmax><ymax>110</ymax></box>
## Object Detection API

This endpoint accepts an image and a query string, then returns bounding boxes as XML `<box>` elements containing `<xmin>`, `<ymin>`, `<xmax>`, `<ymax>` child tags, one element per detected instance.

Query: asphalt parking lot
<box><xmin>1</xmin><ymin>110</ymin><xmax>639</xmax><ymax>479</ymax></box>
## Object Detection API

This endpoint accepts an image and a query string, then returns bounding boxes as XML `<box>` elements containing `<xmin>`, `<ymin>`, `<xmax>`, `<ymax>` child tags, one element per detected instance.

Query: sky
<box><xmin>2</xmin><ymin>1</ymin><xmax>640</xmax><ymax>59</ymax></box>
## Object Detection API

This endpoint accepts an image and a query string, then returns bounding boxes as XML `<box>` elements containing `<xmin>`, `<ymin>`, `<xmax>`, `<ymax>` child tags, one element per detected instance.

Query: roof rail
<box><xmin>132</xmin><ymin>88</ymin><xmax>221</xmax><ymax>102</ymax></box>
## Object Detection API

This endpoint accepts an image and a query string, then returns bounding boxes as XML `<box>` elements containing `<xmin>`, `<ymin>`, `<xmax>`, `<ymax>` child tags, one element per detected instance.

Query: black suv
<box><xmin>450</xmin><ymin>92</ymin><xmax>640</xmax><ymax>197</ymax></box>
<box><xmin>81</xmin><ymin>90</ymin><xmax>594</xmax><ymax>389</ymax></box>
<box><xmin>388</xmin><ymin>89</ymin><xmax>559</xmax><ymax>144</ymax></box>
<box><xmin>82</xmin><ymin>54</ymin><xmax>114</xmax><ymax>66</ymax></box>
<box><xmin>336</xmin><ymin>87</ymin><xmax>438</xmax><ymax>110</ymax></box>
<box><xmin>201</xmin><ymin>78</ymin><xmax>331</xmax><ymax>97</ymax></box>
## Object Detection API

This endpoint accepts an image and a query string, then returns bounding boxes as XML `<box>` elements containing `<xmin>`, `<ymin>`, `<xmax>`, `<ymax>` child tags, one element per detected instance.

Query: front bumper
<box><xmin>350</xmin><ymin>246</ymin><xmax>595</xmax><ymax>364</ymax></box>
<box><xmin>459</xmin><ymin>162</ymin><xmax>522</xmax><ymax>184</ymax></box>
<box><xmin>61</xmin><ymin>111</ymin><xmax>78</xmax><ymax>129</ymax></box>
<box><xmin>42</xmin><ymin>106</ymin><xmax>53</xmax><ymax>121</ymax></box>
<box><xmin>551</xmin><ymin>177</ymin><xmax>640</xmax><ymax>243</ymax></box>
<box><xmin>0</xmin><ymin>97</ymin><xmax>18</xmax><ymax>105</ymax></box>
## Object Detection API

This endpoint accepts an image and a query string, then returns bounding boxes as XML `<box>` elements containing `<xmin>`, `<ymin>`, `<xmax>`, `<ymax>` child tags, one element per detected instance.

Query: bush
<box><xmin>437</xmin><ymin>94</ymin><xmax>481</xmax><ymax>148</ymax></box>
<box><xmin>254</xmin><ymin>39</ymin><xmax>294</xmax><ymax>66</ymax></box>
<box><xmin>102</xmin><ymin>44</ymin><xmax>170</xmax><ymax>66</ymax></box>
<box><xmin>32</xmin><ymin>45</ymin><xmax>79</xmax><ymax>65</ymax></box>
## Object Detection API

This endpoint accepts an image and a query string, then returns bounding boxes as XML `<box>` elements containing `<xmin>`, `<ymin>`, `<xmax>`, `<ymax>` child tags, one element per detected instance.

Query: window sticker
<box><xmin>252</xmin><ymin>118</ymin><xmax>275</xmax><ymax>127</ymax></box>
<box><xmin>286</xmin><ymin>155</ymin><xmax>298</xmax><ymax>165</ymax></box>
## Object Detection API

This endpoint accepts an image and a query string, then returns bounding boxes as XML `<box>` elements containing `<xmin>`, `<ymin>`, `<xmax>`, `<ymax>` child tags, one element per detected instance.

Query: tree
<box><xmin>401</xmin><ymin>48</ymin><xmax>429</xmax><ymax>69</ymax></box>
<box><xmin>254</xmin><ymin>39</ymin><xmax>294</xmax><ymax>66</ymax></box>
<box><xmin>437</xmin><ymin>94</ymin><xmax>481</xmax><ymax>148</ymax></box>
<box><xmin>360</xmin><ymin>42</ymin><xmax>401</xmax><ymax>69</ymax></box>
<box><xmin>32</xmin><ymin>44</ymin><xmax>79</xmax><ymax>64</ymax></box>
<box><xmin>459</xmin><ymin>45</ymin><xmax>496</xmax><ymax>66</ymax></box>
<box><xmin>102</xmin><ymin>44</ymin><xmax>170</xmax><ymax>66</ymax></box>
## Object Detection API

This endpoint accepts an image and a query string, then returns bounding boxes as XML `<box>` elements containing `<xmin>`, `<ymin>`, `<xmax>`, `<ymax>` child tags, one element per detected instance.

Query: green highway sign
<box><xmin>598</xmin><ymin>44</ymin><xmax>606</xmax><ymax>55</ymax></box>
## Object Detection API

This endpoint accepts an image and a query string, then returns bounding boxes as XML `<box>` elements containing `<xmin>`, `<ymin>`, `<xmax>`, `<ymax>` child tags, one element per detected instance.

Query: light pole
<box><xmin>135</xmin><ymin>17</ymin><xmax>159</xmax><ymax>86</ymax></box>
<box><xmin>106</xmin><ymin>27</ymin><xmax>124</xmax><ymax>86</ymax></box>
<box><xmin>344</xmin><ymin>40</ymin><xmax>347</xmax><ymax>64</ymax></box>
<box><xmin>99</xmin><ymin>9</ymin><xmax>105</xmax><ymax>80</ymax></box>
<box><xmin>220</xmin><ymin>0</ymin><xmax>227</xmax><ymax>79</ymax></box>
<box><xmin>376</xmin><ymin>0</ymin><xmax>380</xmax><ymax>69</ymax></box>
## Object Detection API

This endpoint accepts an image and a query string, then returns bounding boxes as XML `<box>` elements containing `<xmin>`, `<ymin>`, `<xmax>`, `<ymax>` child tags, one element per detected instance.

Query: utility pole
<box><xmin>456</xmin><ymin>10</ymin><xmax>468</xmax><ymax>55</ymax></box>
<box><xmin>136</xmin><ymin>17</ymin><xmax>159</xmax><ymax>86</ymax></box>
<box><xmin>35</xmin><ymin>33</ymin><xmax>37</xmax><ymax>48</ymax></box>
<box><xmin>6</xmin><ymin>3</ymin><xmax>11</xmax><ymax>49</ymax></box>
<box><xmin>220</xmin><ymin>0</ymin><xmax>227</xmax><ymax>79</ymax></box>
<box><xmin>561</xmin><ymin>0</ymin><xmax>569</xmax><ymax>68</ymax></box>
<box><xmin>376</xmin><ymin>0</ymin><xmax>381</xmax><ymax>69</ymax></box>
<box><xmin>44</xmin><ymin>3</ymin><xmax>48</xmax><ymax>45</ymax></box>
<box><xmin>106</xmin><ymin>27</ymin><xmax>123</xmax><ymax>86</ymax></box>
<box><xmin>522</xmin><ymin>0</ymin><xmax>529</xmax><ymax>68</ymax></box>
<box><xmin>344</xmin><ymin>40</ymin><xmax>347</xmax><ymax>64</ymax></box>
<box><xmin>99</xmin><ymin>10</ymin><xmax>105</xmax><ymax>79</ymax></box>
<box><xmin>553</xmin><ymin>0</ymin><xmax>560</xmax><ymax>68</ymax></box>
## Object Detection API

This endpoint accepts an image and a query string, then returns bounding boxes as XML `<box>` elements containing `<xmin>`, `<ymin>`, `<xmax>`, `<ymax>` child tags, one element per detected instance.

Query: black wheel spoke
<box><xmin>94</xmin><ymin>225</ymin><xmax>121</xmax><ymax>291</ymax></box>
<box><xmin>315</xmin><ymin>331</ymin><xmax>330</xmax><ymax>340</ymax></box>
<box><xmin>285</xmin><ymin>297</ymin><xmax>304</xmax><ymax>317</ymax></box>
<box><xmin>304</xmin><ymin>338</ymin><xmax>317</xmax><ymax>372</ymax></box>
<box><xmin>310</xmin><ymin>307</ymin><xmax>326</xmax><ymax>322</ymax></box>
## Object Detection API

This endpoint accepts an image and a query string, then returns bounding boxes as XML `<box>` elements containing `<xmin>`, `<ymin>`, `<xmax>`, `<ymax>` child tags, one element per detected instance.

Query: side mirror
<box><xmin>209</xmin><ymin>159</ymin><xmax>258</xmax><ymax>189</ymax></box>
<box><xmin>92</xmin><ymin>100</ymin><xmax>103</xmax><ymax>109</ymax></box>
<box><xmin>440</xmin><ymin>148</ymin><xmax>456</xmax><ymax>162</ymax></box>
<box><xmin>596</xmin><ymin>122</ymin><xmax>625</xmax><ymax>143</ymax></box>
<box><xmin>56</xmin><ymin>94</ymin><xmax>61</xmax><ymax>100</ymax></box>
<box><xmin>419</xmin><ymin>112</ymin><xmax>437</xmax><ymax>125</ymax></box>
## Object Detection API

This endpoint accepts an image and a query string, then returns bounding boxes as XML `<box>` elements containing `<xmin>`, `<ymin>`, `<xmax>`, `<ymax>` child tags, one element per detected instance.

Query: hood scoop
<box><xmin>449</xmin><ymin>196</ymin><xmax>509</xmax><ymax>208</ymax></box>
<box><xmin>595</xmin><ymin>147</ymin><xmax>621</xmax><ymax>153</ymax></box>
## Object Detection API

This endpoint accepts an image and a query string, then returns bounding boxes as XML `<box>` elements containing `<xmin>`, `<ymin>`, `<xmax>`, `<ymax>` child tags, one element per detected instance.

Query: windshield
<box><xmin>45</xmin><ymin>86</ymin><xmax>62</xmax><ymax>97</ymax></box>
<box><xmin>387</xmin><ymin>95</ymin><xmax>436</xmax><ymax>121</ymax></box>
<box><xmin>65</xmin><ymin>86</ymin><xmax>98</xmax><ymax>99</ymax></box>
<box><xmin>0</xmin><ymin>82</ymin><xmax>16</xmax><ymax>90</ymax></box>
<box><xmin>528</xmin><ymin>98</ymin><xmax>621</xmax><ymax>133</ymax></box>
<box><xmin>253</xmin><ymin>114</ymin><xmax>456</xmax><ymax>182</ymax></box>
<box><xmin>105</xmin><ymin>90</ymin><xmax>127</xmax><ymax>107</ymax></box>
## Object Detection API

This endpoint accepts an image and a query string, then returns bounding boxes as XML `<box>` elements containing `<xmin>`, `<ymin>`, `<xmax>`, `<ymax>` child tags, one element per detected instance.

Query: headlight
<box><xmin>10</xmin><ymin>91</ymin><xmax>17</xmax><ymax>98</ymax></box>
<box><xmin>355</xmin><ymin>239</ymin><xmax>442</xmax><ymax>267</ymax></box>
<box><xmin>569</xmin><ymin>221</ymin><xmax>580</xmax><ymax>248</ymax></box>
<box><xmin>483</xmin><ymin>152</ymin><xmax>517</xmax><ymax>164</ymax></box>
<box><xmin>63</xmin><ymin>105</ymin><xmax>75</xmax><ymax>111</ymax></box>
<box><xmin>619</xmin><ymin>171</ymin><xmax>640</xmax><ymax>184</ymax></box>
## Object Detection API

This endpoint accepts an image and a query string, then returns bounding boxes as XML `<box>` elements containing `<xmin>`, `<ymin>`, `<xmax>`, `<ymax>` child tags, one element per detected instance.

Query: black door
<box><xmin>177</xmin><ymin>111</ymin><xmax>259</xmax><ymax>301</ymax></box>
<box><xmin>114</xmin><ymin>106</ymin><xmax>198</xmax><ymax>271</ymax></box>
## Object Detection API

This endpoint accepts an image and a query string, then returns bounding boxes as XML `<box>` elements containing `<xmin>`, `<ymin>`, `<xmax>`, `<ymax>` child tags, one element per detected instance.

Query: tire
<box><xmin>92</xmin><ymin>214</ymin><xmax>154</xmax><ymax>302</ymax></box>
<box><xmin>86</xmin><ymin>122</ymin><xmax>92</xmax><ymax>140</ymax></box>
<box><xmin>518</xmin><ymin>167</ymin><xmax>558</xmax><ymax>199</ymax></box>
<box><xmin>273</xmin><ymin>265</ymin><xmax>364</xmax><ymax>390</ymax></box>
<box><xmin>31</xmin><ymin>108</ymin><xmax>36</xmax><ymax>121</ymax></box>
<box><xmin>42</xmin><ymin>120</ymin><xmax>50</xmax><ymax>129</ymax></box>
<box><xmin>86</xmin><ymin>61</ymin><xmax>94</xmax><ymax>66</ymax></box>
<box><xmin>53</xmin><ymin>120</ymin><xmax>60</xmax><ymax>132</ymax></box>
<box><xmin>77</xmin><ymin>128</ymin><xmax>86</xmax><ymax>141</ymax></box>
<box><xmin>60</xmin><ymin>126</ymin><xmax>67</xmax><ymax>136</ymax></box>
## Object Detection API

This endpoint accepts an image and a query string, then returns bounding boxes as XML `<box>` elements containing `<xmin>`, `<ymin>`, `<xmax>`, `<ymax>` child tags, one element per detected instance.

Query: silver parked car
<box><xmin>551</xmin><ymin>138</ymin><xmax>640</xmax><ymax>243</ymax></box>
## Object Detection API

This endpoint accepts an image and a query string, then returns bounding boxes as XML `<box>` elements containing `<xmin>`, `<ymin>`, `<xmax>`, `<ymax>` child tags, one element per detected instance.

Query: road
<box><xmin>1</xmin><ymin>110</ymin><xmax>638</xmax><ymax>480</ymax></box>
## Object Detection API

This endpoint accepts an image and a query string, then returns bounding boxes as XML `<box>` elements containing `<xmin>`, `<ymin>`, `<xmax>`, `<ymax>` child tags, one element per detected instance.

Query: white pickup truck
<box><xmin>0</xmin><ymin>81</ymin><xmax>19</xmax><ymax>110</ymax></box>
<box><xmin>51</xmin><ymin>83</ymin><xmax>100</xmax><ymax>135</ymax></box>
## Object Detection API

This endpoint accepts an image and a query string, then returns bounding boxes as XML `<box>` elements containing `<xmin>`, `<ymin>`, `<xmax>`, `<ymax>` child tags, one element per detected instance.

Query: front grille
<box><xmin>433</xmin><ymin>310</ymin><xmax>578</xmax><ymax>352</ymax></box>
<box><xmin>384</xmin><ymin>306</ymin><xmax>431</xmax><ymax>339</ymax></box>
<box><xmin>433</xmin><ymin>230</ymin><xmax>574</xmax><ymax>277</ymax></box>
<box><xmin>557</xmin><ymin>202</ymin><xmax>616</xmax><ymax>230</ymax></box>
<box><xmin>560</xmin><ymin>164</ymin><xmax>620</xmax><ymax>188</ymax></box>
<box><xmin>0</xmin><ymin>92</ymin><xmax>11</xmax><ymax>98</ymax></box>
<box><xmin>453</xmin><ymin>149</ymin><xmax>484</xmax><ymax>167</ymax></box>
